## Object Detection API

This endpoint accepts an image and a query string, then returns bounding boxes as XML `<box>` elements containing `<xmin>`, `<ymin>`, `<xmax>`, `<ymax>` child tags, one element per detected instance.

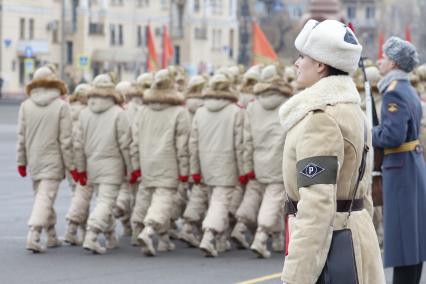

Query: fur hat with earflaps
<box><xmin>25</xmin><ymin>65</ymin><xmax>68</xmax><ymax>96</ymax></box>
<box><xmin>254</xmin><ymin>64</ymin><xmax>293</xmax><ymax>97</ymax></box>
<box><xmin>384</xmin><ymin>36</ymin><xmax>419</xmax><ymax>73</ymax></box>
<box><xmin>202</xmin><ymin>73</ymin><xmax>239</xmax><ymax>102</ymax></box>
<box><xmin>143</xmin><ymin>69</ymin><xmax>185</xmax><ymax>105</ymax></box>
<box><xmin>185</xmin><ymin>75</ymin><xmax>206</xmax><ymax>99</ymax></box>
<box><xmin>87</xmin><ymin>73</ymin><xmax>122</xmax><ymax>104</ymax></box>
<box><xmin>239</xmin><ymin>65</ymin><xmax>262</xmax><ymax>94</ymax></box>
<box><xmin>116</xmin><ymin>81</ymin><xmax>144</xmax><ymax>101</ymax></box>
<box><xmin>295</xmin><ymin>19</ymin><xmax>363</xmax><ymax>75</ymax></box>
<box><xmin>69</xmin><ymin>83</ymin><xmax>91</xmax><ymax>104</ymax></box>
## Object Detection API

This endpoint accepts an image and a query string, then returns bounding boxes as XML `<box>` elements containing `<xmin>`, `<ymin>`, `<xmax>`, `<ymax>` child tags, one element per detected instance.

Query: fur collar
<box><xmin>279</xmin><ymin>75</ymin><xmax>360</xmax><ymax>134</ymax></box>
<box><xmin>143</xmin><ymin>88</ymin><xmax>184</xmax><ymax>106</ymax></box>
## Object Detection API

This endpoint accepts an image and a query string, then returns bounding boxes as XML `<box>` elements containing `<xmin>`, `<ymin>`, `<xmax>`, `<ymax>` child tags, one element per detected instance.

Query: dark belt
<box><xmin>285</xmin><ymin>199</ymin><xmax>364</xmax><ymax>215</ymax></box>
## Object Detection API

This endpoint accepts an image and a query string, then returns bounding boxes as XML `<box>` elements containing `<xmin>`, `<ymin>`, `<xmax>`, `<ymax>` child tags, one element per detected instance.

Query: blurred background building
<box><xmin>0</xmin><ymin>0</ymin><xmax>424</xmax><ymax>97</ymax></box>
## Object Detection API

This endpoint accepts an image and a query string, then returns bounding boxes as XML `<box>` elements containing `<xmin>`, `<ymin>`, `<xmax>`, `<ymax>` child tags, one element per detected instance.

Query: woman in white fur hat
<box><xmin>279</xmin><ymin>20</ymin><xmax>385</xmax><ymax>283</ymax></box>
<box><xmin>74</xmin><ymin>74</ymin><xmax>132</xmax><ymax>254</ymax></box>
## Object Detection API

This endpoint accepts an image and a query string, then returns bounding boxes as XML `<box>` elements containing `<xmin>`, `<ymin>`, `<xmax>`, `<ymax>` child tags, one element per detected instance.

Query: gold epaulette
<box><xmin>387</xmin><ymin>80</ymin><xmax>398</xmax><ymax>92</ymax></box>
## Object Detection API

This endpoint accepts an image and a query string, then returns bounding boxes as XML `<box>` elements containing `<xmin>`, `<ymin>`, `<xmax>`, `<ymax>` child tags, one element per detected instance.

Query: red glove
<box><xmin>192</xmin><ymin>174</ymin><xmax>201</xmax><ymax>184</ymax></box>
<box><xmin>79</xmin><ymin>172</ymin><xmax>87</xmax><ymax>186</ymax></box>
<box><xmin>239</xmin><ymin>175</ymin><xmax>248</xmax><ymax>185</ymax></box>
<box><xmin>70</xmin><ymin>169</ymin><xmax>79</xmax><ymax>182</ymax></box>
<box><xmin>247</xmin><ymin>171</ymin><xmax>256</xmax><ymax>180</ymax></box>
<box><xmin>130</xmin><ymin>169</ymin><xmax>141</xmax><ymax>184</ymax></box>
<box><xmin>179</xmin><ymin>176</ymin><xmax>189</xmax><ymax>183</ymax></box>
<box><xmin>18</xmin><ymin>166</ymin><xmax>27</xmax><ymax>177</ymax></box>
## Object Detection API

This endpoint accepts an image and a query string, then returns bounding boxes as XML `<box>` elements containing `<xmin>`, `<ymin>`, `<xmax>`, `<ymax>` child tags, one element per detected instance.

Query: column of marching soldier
<box><xmin>16</xmin><ymin>61</ymin><xmax>426</xmax><ymax>258</ymax></box>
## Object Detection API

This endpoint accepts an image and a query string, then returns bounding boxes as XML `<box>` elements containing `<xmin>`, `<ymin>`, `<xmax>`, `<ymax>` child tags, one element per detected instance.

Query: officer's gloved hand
<box><xmin>79</xmin><ymin>172</ymin><xmax>88</xmax><ymax>186</ymax></box>
<box><xmin>192</xmin><ymin>174</ymin><xmax>202</xmax><ymax>184</ymax></box>
<box><xmin>129</xmin><ymin>169</ymin><xmax>141</xmax><ymax>185</ymax></box>
<box><xmin>17</xmin><ymin>166</ymin><xmax>27</xmax><ymax>177</ymax></box>
<box><xmin>70</xmin><ymin>169</ymin><xmax>79</xmax><ymax>182</ymax></box>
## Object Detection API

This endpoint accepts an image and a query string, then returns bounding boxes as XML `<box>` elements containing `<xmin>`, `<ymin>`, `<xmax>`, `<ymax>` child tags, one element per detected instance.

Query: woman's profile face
<box><xmin>294</xmin><ymin>53</ymin><xmax>323</xmax><ymax>88</ymax></box>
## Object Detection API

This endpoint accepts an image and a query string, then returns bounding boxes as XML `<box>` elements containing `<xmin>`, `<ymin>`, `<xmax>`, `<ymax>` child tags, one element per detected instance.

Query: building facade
<box><xmin>0</xmin><ymin>0</ymin><xmax>239</xmax><ymax>97</ymax></box>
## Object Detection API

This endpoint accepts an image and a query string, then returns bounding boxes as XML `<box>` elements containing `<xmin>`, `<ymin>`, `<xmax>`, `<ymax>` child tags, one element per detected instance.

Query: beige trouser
<box><xmin>143</xmin><ymin>187</ymin><xmax>176</xmax><ymax>234</ymax></box>
<box><xmin>66</xmin><ymin>184</ymin><xmax>95</xmax><ymax>224</ymax></box>
<box><xmin>87</xmin><ymin>183</ymin><xmax>120</xmax><ymax>232</ymax></box>
<box><xmin>229</xmin><ymin>185</ymin><xmax>244</xmax><ymax>217</ymax></box>
<box><xmin>236</xmin><ymin>180</ymin><xmax>285</xmax><ymax>233</ymax></box>
<box><xmin>116</xmin><ymin>182</ymin><xmax>136</xmax><ymax>217</ymax></box>
<box><xmin>183</xmin><ymin>183</ymin><xmax>210</xmax><ymax>224</ymax></box>
<box><xmin>202</xmin><ymin>186</ymin><xmax>234</xmax><ymax>234</ymax></box>
<box><xmin>131</xmin><ymin>185</ymin><xmax>154</xmax><ymax>229</ymax></box>
<box><xmin>170</xmin><ymin>182</ymin><xmax>188</xmax><ymax>222</ymax></box>
<box><xmin>28</xmin><ymin>179</ymin><xmax>61</xmax><ymax>228</ymax></box>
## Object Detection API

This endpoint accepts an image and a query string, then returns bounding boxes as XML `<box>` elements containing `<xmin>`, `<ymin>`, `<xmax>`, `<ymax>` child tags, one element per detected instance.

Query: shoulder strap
<box><xmin>346</xmin><ymin>120</ymin><xmax>369</xmax><ymax>219</ymax></box>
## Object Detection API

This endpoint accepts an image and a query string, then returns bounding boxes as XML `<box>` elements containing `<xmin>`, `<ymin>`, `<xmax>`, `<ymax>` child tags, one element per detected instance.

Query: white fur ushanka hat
<box><xmin>295</xmin><ymin>19</ymin><xmax>363</xmax><ymax>75</ymax></box>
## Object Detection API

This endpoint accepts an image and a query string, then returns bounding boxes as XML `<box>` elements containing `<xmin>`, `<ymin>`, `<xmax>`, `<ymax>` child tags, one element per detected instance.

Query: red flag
<box><xmin>378</xmin><ymin>32</ymin><xmax>384</xmax><ymax>60</ymax></box>
<box><xmin>252</xmin><ymin>21</ymin><xmax>277</xmax><ymax>65</ymax></box>
<box><xmin>162</xmin><ymin>26</ymin><xmax>174</xmax><ymax>68</ymax></box>
<box><xmin>405</xmin><ymin>25</ymin><xmax>412</xmax><ymax>42</ymax></box>
<box><xmin>146</xmin><ymin>24</ymin><xmax>158</xmax><ymax>72</ymax></box>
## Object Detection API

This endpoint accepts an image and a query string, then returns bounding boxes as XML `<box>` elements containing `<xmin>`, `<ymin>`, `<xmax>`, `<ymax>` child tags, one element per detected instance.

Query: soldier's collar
<box><xmin>378</xmin><ymin>69</ymin><xmax>409</xmax><ymax>94</ymax></box>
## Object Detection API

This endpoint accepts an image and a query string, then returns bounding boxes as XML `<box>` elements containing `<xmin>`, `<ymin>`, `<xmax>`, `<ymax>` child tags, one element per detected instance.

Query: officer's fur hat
<box><xmin>384</xmin><ymin>36</ymin><xmax>419</xmax><ymax>73</ymax></box>
<box><xmin>295</xmin><ymin>19</ymin><xmax>362</xmax><ymax>75</ymax></box>
<box><xmin>116</xmin><ymin>81</ymin><xmax>143</xmax><ymax>100</ymax></box>
<box><xmin>25</xmin><ymin>65</ymin><xmax>68</xmax><ymax>96</ymax></box>
<box><xmin>143</xmin><ymin>69</ymin><xmax>184</xmax><ymax>105</ymax></box>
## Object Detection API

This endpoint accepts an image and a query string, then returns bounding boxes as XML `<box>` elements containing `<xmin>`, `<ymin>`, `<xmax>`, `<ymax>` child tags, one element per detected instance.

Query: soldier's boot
<box><xmin>121</xmin><ymin>218</ymin><xmax>132</xmax><ymax>237</ymax></box>
<box><xmin>158</xmin><ymin>233</ymin><xmax>175</xmax><ymax>252</ymax></box>
<box><xmin>105</xmin><ymin>231</ymin><xmax>119</xmax><ymax>250</ymax></box>
<box><xmin>216</xmin><ymin>233</ymin><xmax>231</xmax><ymax>253</ymax></box>
<box><xmin>83</xmin><ymin>228</ymin><xmax>106</xmax><ymax>254</ymax></box>
<box><xmin>199</xmin><ymin>229</ymin><xmax>218</xmax><ymax>257</ymax></box>
<box><xmin>231</xmin><ymin>222</ymin><xmax>249</xmax><ymax>249</ymax></box>
<box><xmin>64</xmin><ymin>221</ymin><xmax>82</xmax><ymax>246</ymax></box>
<box><xmin>250</xmin><ymin>228</ymin><xmax>271</xmax><ymax>258</ymax></box>
<box><xmin>138</xmin><ymin>225</ymin><xmax>156</xmax><ymax>256</ymax></box>
<box><xmin>80</xmin><ymin>224</ymin><xmax>87</xmax><ymax>242</ymax></box>
<box><xmin>26</xmin><ymin>226</ymin><xmax>44</xmax><ymax>253</ymax></box>
<box><xmin>131</xmin><ymin>223</ymin><xmax>143</xmax><ymax>247</ymax></box>
<box><xmin>113</xmin><ymin>206</ymin><xmax>125</xmax><ymax>219</ymax></box>
<box><xmin>46</xmin><ymin>225</ymin><xmax>62</xmax><ymax>248</ymax></box>
<box><xmin>179</xmin><ymin>222</ymin><xmax>200</xmax><ymax>247</ymax></box>
<box><xmin>169</xmin><ymin>222</ymin><xmax>179</xmax><ymax>240</ymax></box>
<box><xmin>272</xmin><ymin>232</ymin><xmax>285</xmax><ymax>252</ymax></box>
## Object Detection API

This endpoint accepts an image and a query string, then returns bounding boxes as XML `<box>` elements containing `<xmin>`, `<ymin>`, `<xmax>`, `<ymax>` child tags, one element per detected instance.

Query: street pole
<box><xmin>0</xmin><ymin>0</ymin><xmax>3</xmax><ymax>99</ymax></box>
<box><xmin>60</xmin><ymin>0</ymin><xmax>66</xmax><ymax>80</ymax></box>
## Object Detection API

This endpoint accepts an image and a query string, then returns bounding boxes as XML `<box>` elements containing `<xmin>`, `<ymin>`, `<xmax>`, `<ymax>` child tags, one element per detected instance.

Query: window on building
<box><xmin>161</xmin><ymin>0</ymin><xmax>168</xmax><ymax>10</ymax></box>
<box><xmin>347</xmin><ymin>6</ymin><xmax>356</xmax><ymax>19</ymax></box>
<box><xmin>111</xmin><ymin>0</ymin><xmax>123</xmax><ymax>6</ymax></box>
<box><xmin>20</xmin><ymin>18</ymin><xmax>25</xmax><ymax>39</ymax></box>
<box><xmin>137</xmin><ymin>25</ymin><xmax>143</xmax><ymax>46</ymax></box>
<box><xmin>194</xmin><ymin>0</ymin><xmax>200</xmax><ymax>12</ymax></box>
<box><xmin>229</xmin><ymin>29</ymin><xmax>234</xmax><ymax>58</ymax></box>
<box><xmin>66</xmin><ymin>41</ymin><xmax>73</xmax><ymax>65</ymax></box>
<box><xmin>29</xmin><ymin>19</ymin><xmax>34</xmax><ymax>40</ymax></box>
<box><xmin>72</xmin><ymin>0</ymin><xmax>79</xmax><ymax>32</ymax></box>
<box><xmin>118</xmin><ymin>24</ymin><xmax>123</xmax><ymax>45</ymax></box>
<box><xmin>89</xmin><ymin>22</ymin><xmax>104</xmax><ymax>35</ymax></box>
<box><xmin>210</xmin><ymin>0</ymin><xmax>223</xmax><ymax>14</ymax></box>
<box><xmin>110</xmin><ymin>24</ymin><xmax>116</xmax><ymax>45</ymax></box>
<box><xmin>194</xmin><ymin>27</ymin><xmax>207</xmax><ymax>40</ymax></box>
<box><xmin>366</xmin><ymin>6</ymin><xmax>375</xmax><ymax>19</ymax></box>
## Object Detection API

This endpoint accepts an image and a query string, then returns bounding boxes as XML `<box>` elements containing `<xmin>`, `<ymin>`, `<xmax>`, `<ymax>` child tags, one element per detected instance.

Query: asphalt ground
<box><xmin>0</xmin><ymin>103</ymin><xmax>424</xmax><ymax>284</ymax></box>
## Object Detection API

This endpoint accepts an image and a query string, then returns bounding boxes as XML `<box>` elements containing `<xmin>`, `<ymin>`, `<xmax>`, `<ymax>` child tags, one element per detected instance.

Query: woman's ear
<box><xmin>316</xmin><ymin>62</ymin><xmax>327</xmax><ymax>77</ymax></box>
